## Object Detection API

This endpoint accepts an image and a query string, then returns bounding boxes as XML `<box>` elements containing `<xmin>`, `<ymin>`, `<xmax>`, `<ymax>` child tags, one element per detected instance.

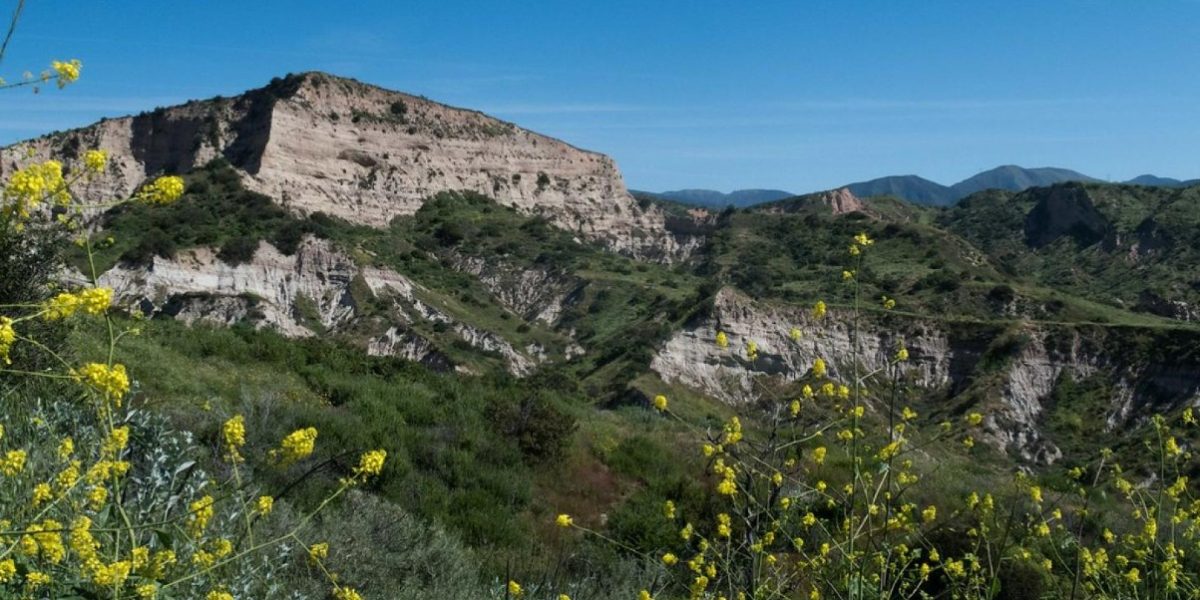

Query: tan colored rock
<box><xmin>2</xmin><ymin>72</ymin><xmax>690</xmax><ymax>260</ymax></box>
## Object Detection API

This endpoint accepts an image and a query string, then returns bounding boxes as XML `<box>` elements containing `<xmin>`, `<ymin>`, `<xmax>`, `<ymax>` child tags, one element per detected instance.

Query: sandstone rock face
<box><xmin>820</xmin><ymin>188</ymin><xmax>865</xmax><ymax>215</ymax></box>
<box><xmin>2</xmin><ymin>72</ymin><xmax>689</xmax><ymax>260</ymax></box>
<box><xmin>96</xmin><ymin>236</ymin><xmax>542</xmax><ymax>374</ymax></box>
<box><xmin>759</xmin><ymin>187</ymin><xmax>864</xmax><ymax>215</ymax></box>
<box><xmin>651</xmin><ymin>287</ymin><xmax>1200</xmax><ymax>463</ymax></box>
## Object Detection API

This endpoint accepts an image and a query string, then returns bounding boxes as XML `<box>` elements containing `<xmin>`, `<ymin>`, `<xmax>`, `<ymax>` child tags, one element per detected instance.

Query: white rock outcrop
<box><xmin>97</xmin><ymin>236</ymin><xmax>540</xmax><ymax>374</ymax></box>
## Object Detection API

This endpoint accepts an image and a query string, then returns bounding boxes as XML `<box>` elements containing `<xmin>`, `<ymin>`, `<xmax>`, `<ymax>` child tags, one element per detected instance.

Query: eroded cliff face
<box><xmin>2</xmin><ymin>72</ymin><xmax>691</xmax><ymax>260</ymax></box>
<box><xmin>652</xmin><ymin>288</ymin><xmax>1200</xmax><ymax>463</ymax></box>
<box><xmin>96</xmin><ymin>236</ymin><xmax>543</xmax><ymax>374</ymax></box>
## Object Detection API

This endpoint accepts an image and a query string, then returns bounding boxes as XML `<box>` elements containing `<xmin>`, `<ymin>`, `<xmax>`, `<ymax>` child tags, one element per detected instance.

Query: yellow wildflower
<box><xmin>789</xmin><ymin>326</ymin><xmax>802</xmax><ymax>341</ymax></box>
<box><xmin>812</xmin><ymin>446</ymin><xmax>827</xmax><ymax>464</ymax></box>
<box><xmin>508</xmin><ymin>580</ymin><xmax>524</xmax><ymax>597</ymax></box>
<box><xmin>206</xmin><ymin>592</ymin><xmax>233</xmax><ymax>600</ymax></box>
<box><xmin>25</xmin><ymin>571</ymin><xmax>51</xmax><ymax>589</ymax></box>
<box><xmin>136</xmin><ymin>583</ymin><xmax>158</xmax><ymax>599</ymax></box>
<box><xmin>745</xmin><ymin>339</ymin><xmax>759</xmax><ymax>361</ymax></box>
<box><xmin>333</xmin><ymin>587</ymin><xmax>363</xmax><ymax>600</ymax></box>
<box><xmin>140</xmin><ymin>175</ymin><xmax>186</xmax><ymax>205</ymax></box>
<box><xmin>662</xmin><ymin>552</ymin><xmax>678</xmax><ymax>566</ymax></box>
<box><xmin>272</xmin><ymin>427</ymin><xmax>318</xmax><ymax>465</ymax></box>
<box><xmin>966</xmin><ymin>412</ymin><xmax>984</xmax><ymax>427</ymax></box>
<box><xmin>842</xmin><ymin>270</ymin><xmax>854</xmax><ymax>280</ymax></box>
<box><xmin>79</xmin><ymin>287</ymin><xmax>113</xmax><ymax>314</ymax></box>
<box><xmin>308</xmin><ymin>542</ymin><xmax>329</xmax><ymax>562</ymax></box>
<box><xmin>813</xmin><ymin>300</ymin><xmax>827</xmax><ymax>319</ymax></box>
<box><xmin>556</xmin><ymin>514</ymin><xmax>573</xmax><ymax>528</ymax></box>
<box><xmin>50</xmin><ymin>59</ymin><xmax>82</xmax><ymax>87</ymax></box>
<box><xmin>57</xmin><ymin>437</ymin><xmax>74</xmax><ymax>460</ymax></box>
<box><xmin>43</xmin><ymin>292</ymin><xmax>80</xmax><ymax>320</ymax></box>
<box><xmin>73</xmin><ymin>363</ymin><xmax>130</xmax><ymax>405</ymax></box>
<box><xmin>222</xmin><ymin>414</ymin><xmax>246</xmax><ymax>462</ymax></box>
<box><xmin>663</xmin><ymin>500</ymin><xmax>676</xmax><ymax>519</ymax></box>
<box><xmin>187</xmin><ymin>495</ymin><xmax>215</xmax><ymax>537</ymax></box>
<box><xmin>811</xmin><ymin>357</ymin><xmax>827</xmax><ymax>378</ymax></box>
<box><xmin>715</xmin><ymin>330</ymin><xmax>728</xmax><ymax>348</ymax></box>
<box><xmin>1</xmin><ymin>449</ymin><xmax>27</xmax><ymax>476</ymax></box>
<box><xmin>353</xmin><ymin>449</ymin><xmax>387</xmax><ymax>478</ymax></box>
<box><xmin>31</xmin><ymin>482</ymin><xmax>52</xmax><ymax>506</ymax></box>
<box><xmin>84</xmin><ymin>149</ymin><xmax>108</xmax><ymax>173</ymax></box>
<box><xmin>653</xmin><ymin>394</ymin><xmax>668</xmax><ymax>411</ymax></box>
<box><xmin>922</xmin><ymin>505</ymin><xmax>937</xmax><ymax>523</ymax></box>
<box><xmin>0</xmin><ymin>317</ymin><xmax>15</xmax><ymax>364</ymax></box>
<box><xmin>256</xmin><ymin>495</ymin><xmax>274</xmax><ymax>515</ymax></box>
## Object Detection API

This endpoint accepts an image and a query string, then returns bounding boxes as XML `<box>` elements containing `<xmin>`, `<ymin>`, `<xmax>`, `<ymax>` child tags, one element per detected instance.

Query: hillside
<box><xmin>940</xmin><ymin>181</ymin><xmax>1200</xmax><ymax>321</ymax></box>
<box><xmin>6</xmin><ymin>71</ymin><xmax>1200</xmax><ymax>600</ymax></box>
<box><xmin>843</xmin><ymin>174</ymin><xmax>956</xmax><ymax>205</ymax></box>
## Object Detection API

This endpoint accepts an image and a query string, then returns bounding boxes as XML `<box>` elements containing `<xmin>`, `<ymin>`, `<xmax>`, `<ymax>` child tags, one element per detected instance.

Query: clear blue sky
<box><xmin>1</xmin><ymin>1</ymin><xmax>1197</xmax><ymax>193</ymax></box>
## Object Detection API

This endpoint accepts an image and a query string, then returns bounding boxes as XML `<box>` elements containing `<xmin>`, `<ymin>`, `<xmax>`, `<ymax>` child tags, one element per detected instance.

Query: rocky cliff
<box><xmin>652</xmin><ymin>288</ymin><xmax>1200</xmax><ymax>463</ymax></box>
<box><xmin>96</xmin><ymin>236</ymin><xmax>545</xmax><ymax>374</ymax></box>
<box><xmin>2</xmin><ymin>72</ymin><xmax>689</xmax><ymax>260</ymax></box>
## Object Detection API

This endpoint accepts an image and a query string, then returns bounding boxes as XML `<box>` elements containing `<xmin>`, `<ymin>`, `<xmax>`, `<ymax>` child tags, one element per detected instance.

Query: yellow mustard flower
<box><xmin>715</xmin><ymin>330</ymin><xmax>728</xmax><ymax>348</ymax></box>
<box><xmin>811</xmin><ymin>357</ymin><xmax>827</xmax><ymax>378</ymax></box>
<box><xmin>50</xmin><ymin>59</ymin><xmax>81</xmax><ymax>87</ymax></box>
<box><xmin>0</xmin><ymin>317</ymin><xmax>15</xmax><ymax>364</ymax></box>
<box><xmin>84</xmin><ymin>149</ymin><xmax>108</xmax><ymax>173</ymax></box>
<box><xmin>73</xmin><ymin>363</ymin><xmax>130</xmax><ymax>405</ymax></box>
<box><xmin>333</xmin><ymin>587</ymin><xmax>363</xmax><ymax>600</ymax></box>
<box><xmin>653</xmin><ymin>394</ymin><xmax>668</xmax><ymax>411</ymax></box>
<box><xmin>556</xmin><ymin>514</ymin><xmax>573</xmax><ymax>528</ymax></box>
<box><xmin>222</xmin><ymin>414</ymin><xmax>246</xmax><ymax>462</ymax></box>
<box><xmin>187</xmin><ymin>495</ymin><xmax>215</xmax><ymax>537</ymax></box>
<box><xmin>272</xmin><ymin>427</ymin><xmax>318</xmax><ymax>465</ymax></box>
<box><xmin>140</xmin><ymin>175</ymin><xmax>186</xmax><ymax>205</ymax></box>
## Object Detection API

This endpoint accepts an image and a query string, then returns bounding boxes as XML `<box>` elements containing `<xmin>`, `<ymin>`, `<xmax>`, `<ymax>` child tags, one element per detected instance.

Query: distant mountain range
<box><xmin>643</xmin><ymin>165</ymin><xmax>1198</xmax><ymax>207</ymax></box>
<box><xmin>845</xmin><ymin>166</ymin><xmax>1102</xmax><ymax>206</ymax></box>
<box><xmin>631</xmin><ymin>188</ymin><xmax>795</xmax><ymax>207</ymax></box>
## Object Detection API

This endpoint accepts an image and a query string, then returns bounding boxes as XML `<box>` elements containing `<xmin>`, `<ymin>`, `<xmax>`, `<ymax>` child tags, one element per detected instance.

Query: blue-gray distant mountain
<box><xmin>843</xmin><ymin>175</ymin><xmax>956</xmax><ymax>206</ymax></box>
<box><xmin>949</xmin><ymin>166</ymin><xmax>1099</xmax><ymax>198</ymax></box>
<box><xmin>635</xmin><ymin>188</ymin><xmax>795</xmax><ymax>207</ymax></box>
<box><xmin>843</xmin><ymin>166</ymin><xmax>1100</xmax><ymax>205</ymax></box>
<box><xmin>1124</xmin><ymin>174</ymin><xmax>1200</xmax><ymax>188</ymax></box>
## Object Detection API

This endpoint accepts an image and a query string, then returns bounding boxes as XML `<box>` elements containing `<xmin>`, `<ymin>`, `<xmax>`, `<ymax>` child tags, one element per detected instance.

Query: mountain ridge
<box><xmin>1</xmin><ymin>71</ymin><xmax>696</xmax><ymax>260</ymax></box>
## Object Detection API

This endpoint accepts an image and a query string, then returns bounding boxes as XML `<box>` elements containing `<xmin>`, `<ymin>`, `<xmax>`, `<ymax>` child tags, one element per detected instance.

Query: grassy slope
<box><xmin>70</xmin><ymin>161</ymin><xmax>1200</xmax><ymax>585</ymax></box>
<box><xmin>940</xmin><ymin>182</ymin><xmax>1200</xmax><ymax>316</ymax></box>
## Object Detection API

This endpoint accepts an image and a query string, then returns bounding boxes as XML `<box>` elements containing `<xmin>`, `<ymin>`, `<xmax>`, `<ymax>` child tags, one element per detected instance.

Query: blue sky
<box><xmin>1</xmin><ymin>1</ymin><xmax>1197</xmax><ymax>193</ymax></box>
